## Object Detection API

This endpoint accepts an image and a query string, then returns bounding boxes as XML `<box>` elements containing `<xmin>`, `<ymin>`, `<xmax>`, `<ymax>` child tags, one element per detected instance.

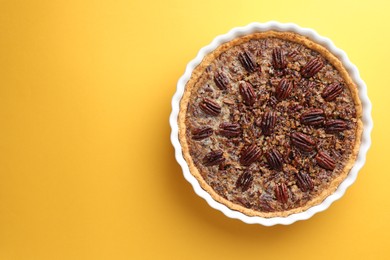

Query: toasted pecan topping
<box><xmin>218</xmin><ymin>122</ymin><xmax>241</xmax><ymax>138</ymax></box>
<box><xmin>238</xmin><ymin>51</ymin><xmax>258</xmax><ymax>73</ymax></box>
<box><xmin>266</xmin><ymin>149</ymin><xmax>284</xmax><ymax>170</ymax></box>
<box><xmin>322</xmin><ymin>82</ymin><xmax>343</xmax><ymax>101</ymax></box>
<box><xmin>291</xmin><ymin>132</ymin><xmax>316</xmax><ymax>152</ymax></box>
<box><xmin>276</xmin><ymin>78</ymin><xmax>294</xmax><ymax>100</ymax></box>
<box><xmin>203</xmin><ymin>150</ymin><xmax>225</xmax><ymax>166</ymax></box>
<box><xmin>272</xmin><ymin>48</ymin><xmax>287</xmax><ymax>70</ymax></box>
<box><xmin>325</xmin><ymin>119</ymin><xmax>348</xmax><ymax>133</ymax></box>
<box><xmin>191</xmin><ymin>127</ymin><xmax>213</xmax><ymax>140</ymax></box>
<box><xmin>300</xmin><ymin>108</ymin><xmax>325</xmax><ymax>126</ymax></box>
<box><xmin>274</xmin><ymin>183</ymin><xmax>289</xmax><ymax>204</ymax></box>
<box><xmin>239</xmin><ymin>81</ymin><xmax>256</xmax><ymax>106</ymax></box>
<box><xmin>296</xmin><ymin>172</ymin><xmax>314</xmax><ymax>192</ymax></box>
<box><xmin>316</xmin><ymin>151</ymin><xmax>336</xmax><ymax>170</ymax></box>
<box><xmin>214</xmin><ymin>71</ymin><xmax>229</xmax><ymax>90</ymax></box>
<box><xmin>240</xmin><ymin>144</ymin><xmax>262</xmax><ymax>166</ymax></box>
<box><xmin>199</xmin><ymin>98</ymin><xmax>221</xmax><ymax>116</ymax></box>
<box><xmin>301</xmin><ymin>57</ymin><xmax>324</xmax><ymax>78</ymax></box>
<box><xmin>236</xmin><ymin>171</ymin><xmax>254</xmax><ymax>192</ymax></box>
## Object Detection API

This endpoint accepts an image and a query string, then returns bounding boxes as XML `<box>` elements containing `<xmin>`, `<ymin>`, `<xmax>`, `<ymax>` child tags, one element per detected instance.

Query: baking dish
<box><xmin>170</xmin><ymin>22</ymin><xmax>372</xmax><ymax>225</ymax></box>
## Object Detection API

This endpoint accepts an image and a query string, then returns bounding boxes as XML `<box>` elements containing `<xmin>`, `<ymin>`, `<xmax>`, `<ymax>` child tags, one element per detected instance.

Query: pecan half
<box><xmin>325</xmin><ymin>119</ymin><xmax>348</xmax><ymax>133</ymax></box>
<box><xmin>301</xmin><ymin>57</ymin><xmax>324</xmax><ymax>78</ymax></box>
<box><xmin>288</xmin><ymin>50</ymin><xmax>299</xmax><ymax>58</ymax></box>
<box><xmin>260</xmin><ymin>111</ymin><xmax>277</xmax><ymax>136</ymax></box>
<box><xmin>199</xmin><ymin>98</ymin><xmax>221</xmax><ymax>116</ymax></box>
<box><xmin>238</xmin><ymin>51</ymin><xmax>258</xmax><ymax>73</ymax></box>
<box><xmin>240</xmin><ymin>144</ymin><xmax>262</xmax><ymax>166</ymax></box>
<box><xmin>274</xmin><ymin>183</ymin><xmax>289</xmax><ymax>204</ymax></box>
<box><xmin>296</xmin><ymin>172</ymin><xmax>314</xmax><ymax>192</ymax></box>
<box><xmin>218</xmin><ymin>122</ymin><xmax>241</xmax><ymax>138</ymax></box>
<box><xmin>322</xmin><ymin>82</ymin><xmax>343</xmax><ymax>101</ymax></box>
<box><xmin>191</xmin><ymin>127</ymin><xmax>213</xmax><ymax>140</ymax></box>
<box><xmin>275</xmin><ymin>78</ymin><xmax>294</xmax><ymax>100</ymax></box>
<box><xmin>266</xmin><ymin>149</ymin><xmax>284</xmax><ymax>170</ymax></box>
<box><xmin>214</xmin><ymin>71</ymin><xmax>229</xmax><ymax>90</ymax></box>
<box><xmin>236</xmin><ymin>197</ymin><xmax>251</xmax><ymax>209</ymax></box>
<box><xmin>259</xmin><ymin>200</ymin><xmax>273</xmax><ymax>212</ymax></box>
<box><xmin>236</xmin><ymin>171</ymin><xmax>253</xmax><ymax>192</ymax></box>
<box><xmin>300</xmin><ymin>108</ymin><xmax>325</xmax><ymax>126</ymax></box>
<box><xmin>239</xmin><ymin>82</ymin><xmax>256</xmax><ymax>106</ymax></box>
<box><xmin>291</xmin><ymin>132</ymin><xmax>316</xmax><ymax>152</ymax></box>
<box><xmin>268</xmin><ymin>96</ymin><xmax>278</xmax><ymax>108</ymax></box>
<box><xmin>272</xmin><ymin>48</ymin><xmax>287</xmax><ymax>69</ymax></box>
<box><xmin>315</xmin><ymin>151</ymin><xmax>336</xmax><ymax>170</ymax></box>
<box><xmin>203</xmin><ymin>150</ymin><xmax>225</xmax><ymax>166</ymax></box>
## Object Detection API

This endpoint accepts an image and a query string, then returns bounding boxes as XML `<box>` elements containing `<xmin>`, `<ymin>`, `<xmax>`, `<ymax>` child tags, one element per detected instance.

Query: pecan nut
<box><xmin>218</xmin><ymin>122</ymin><xmax>241</xmax><ymax>138</ymax></box>
<box><xmin>275</xmin><ymin>78</ymin><xmax>294</xmax><ymax>100</ymax></box>
<box><xmin>214</xmin><ymin>71</ymin><xmax>229</xmax><ymax>90</ymax></box>
<box><xmin>325</xmin><ymin>119</ymin><xmax>348</xmax><ymax>133</ymax></box>
<box><xmin>259</xmin><ymin>111</ymin><xmax>277</xmax><ymax>136</ymax></box>
<box><xmin>239</xmin><ymin>82</ymin><xmax>256</xmax><ymax>106</ymax></box>
<box><xmin>322</xmin><ymin>82</ymin><xmax>343</xmax><ymax>101</ymax></box>
<box><xmin>236</xmin><ymin>171</ymin><xmax>254</xmax><ymax>192</ymax></box>
<box><xmin>288</xmin><ymin>50</ymin><xmax>299</xmax><ymax>58</ymax></box>
<box><xmin>291</xmin><ymin>132</ymin><xmax>316</xmax><ymax>152</ymax></box>
<box><xmin>191</xmin><ymin>127</ymin><xmax>213</xmax><ymax>140</ymax></box>
<box><xmin>266</xmin><ymin>149</ymin><xmax>284</xmax><ymax>170</ymax></box>
<box><xmin>236</xmin><ymin>197</ymin><xmax>251</xmax><ymax>209</ymax></box>
<box><xmin>300</xmin><ymin>108</ymin><xmax>325</xmax><ymax>126</ymax></box>
<box><xmin>203</xmin><ymin>150</ymin><xmax>225</xmax><ymax>166</ymax></box>
<box><xmin>240</xmin><ymin>144</ymin><xmax>262</xmax><ymax>166</ymax></box>
<box><xmin>272</xmin><ymin>48</ymin><xmax>287</xmax><ymax>70</ymax></box>
<box><xmin>315</xmin><ymin>151</ymin><xmax>336</xmax><ymax>170</ymax></box>
<box><xmin>268</xmin><ymin>96</ymin><xmax>278</xmax><ymax>108</ymax></box>
<box><xmin>301</xmin><ymin>57</ymin><xmax>324</xmax><ymax>78</ymax></box>
<box><xmin>259</xmin><ymin>200</ymin><xmax>273</xmax><ymax>212</ymax></box>
<box><xmin>199</xmin><ymin>98</ymin><xmax>221</xmax><ymax>116</ymax></box>
<box><xmin>238</xmin><ymin>51</ymin><xmax>258</xmax><ymax>73</ymax></box>
<box><xmin>296</xmin><ymin>172</ymin><xmax>314</xmax><ymax>192</ymax></box>
<box><xmin>274</xmin><ymin>183</ymin><xmax>289</xmax><ymax>204</ymax></box>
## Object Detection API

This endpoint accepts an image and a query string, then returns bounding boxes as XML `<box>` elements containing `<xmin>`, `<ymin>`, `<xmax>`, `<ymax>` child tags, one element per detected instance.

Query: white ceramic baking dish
<box><xmin>170</xmin><ymin>21</ymin><xmax>373</xmax><ymax>226</ymax></box>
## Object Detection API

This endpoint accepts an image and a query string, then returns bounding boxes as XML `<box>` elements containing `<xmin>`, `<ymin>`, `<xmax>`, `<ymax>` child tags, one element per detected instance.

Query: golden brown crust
<box><xmin>178</xmin><ymin>31</ymin><xmax>363</xmax><ymax>218</ymax></box>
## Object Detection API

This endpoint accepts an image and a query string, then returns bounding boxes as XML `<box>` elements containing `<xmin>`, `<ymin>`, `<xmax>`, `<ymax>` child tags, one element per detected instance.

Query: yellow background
<box><xmin>0</xmin><ymin>0</ymin><xmax>388</xmax><ymax>259</ymax></box>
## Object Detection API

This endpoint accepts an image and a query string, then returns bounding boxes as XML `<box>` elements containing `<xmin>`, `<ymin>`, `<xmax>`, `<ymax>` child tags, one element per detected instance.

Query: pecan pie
<box><xmin>178</xmin><ymin>31</ymin><xmax>362</xmax><ymax>217</ymax></box>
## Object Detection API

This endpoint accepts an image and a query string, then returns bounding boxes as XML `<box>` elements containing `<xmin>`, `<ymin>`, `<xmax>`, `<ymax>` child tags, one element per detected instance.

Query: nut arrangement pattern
<box><xmin>183</xmin><ymin>35</ymin><xmax>358</xmax><ymax>214</ymax></box>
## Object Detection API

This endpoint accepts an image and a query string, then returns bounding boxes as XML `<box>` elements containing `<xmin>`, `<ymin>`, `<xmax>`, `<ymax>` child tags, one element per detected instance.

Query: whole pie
<box><xmin>178</xmin><ymin>31</ymin><xmax>362</xmax><ymax>217</ymax></box>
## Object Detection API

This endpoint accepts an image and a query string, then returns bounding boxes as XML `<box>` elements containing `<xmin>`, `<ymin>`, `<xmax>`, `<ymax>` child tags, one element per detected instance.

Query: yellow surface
<box><xmin>0</xmin><ymin>0</ymin><xmax>388</xmax><ymax>259</ymax></box>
